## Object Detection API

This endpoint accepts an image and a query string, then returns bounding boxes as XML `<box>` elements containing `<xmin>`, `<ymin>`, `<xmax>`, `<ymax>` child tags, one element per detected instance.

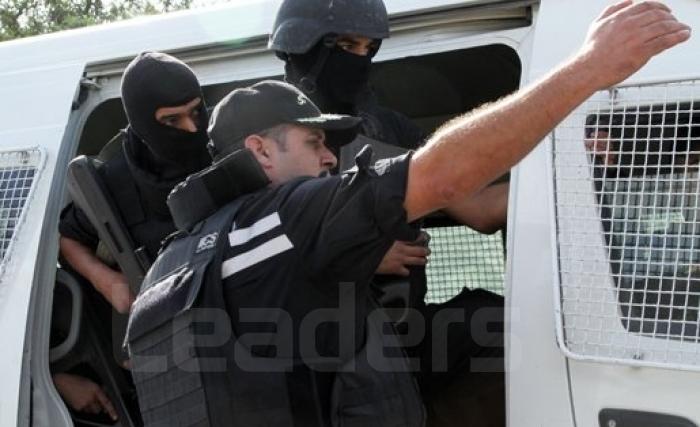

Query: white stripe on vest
<box><xmin>229</xmin><ymin>212</ymin><xmax>282</xmax><ymax>247</ymax></box>
<box><xmin>221</xmin><ymin>234</ymin><xmax>294</xmax><ymax>279</ymax></box>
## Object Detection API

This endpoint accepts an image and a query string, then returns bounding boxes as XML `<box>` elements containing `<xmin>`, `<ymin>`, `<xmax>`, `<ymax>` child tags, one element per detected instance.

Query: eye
<box><xmin>160</xmin><ymin>116</ymin><xmax>178</xmax><ymax>127</ymax></box>
<box><xmin>305</xmin><ymin>138</ymin><xmax>323</xmax><ymax>150</ymax></box>
<box><xmin>337</xmin><ymin>41</ymin><xmax>354</xmax><ymax>52</ymax></box>
<box><xmin>189</xmin><ymin>109</ymin><xmax>200</xmax><ymax>123</ymax></box>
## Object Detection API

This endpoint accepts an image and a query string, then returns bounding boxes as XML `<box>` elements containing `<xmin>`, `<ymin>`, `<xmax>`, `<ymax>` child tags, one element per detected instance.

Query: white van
<box><xmin>0</xmin><ymin>0</ymin><xmax>698</xmax><ymax>426</ymax></box>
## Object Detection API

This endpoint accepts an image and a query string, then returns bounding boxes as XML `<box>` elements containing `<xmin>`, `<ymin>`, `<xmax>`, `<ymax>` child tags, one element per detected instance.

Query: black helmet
<box><xmin>269</xmin><ymin>0</ymin><xmax>389</xmax><ymax>55</ymax></box>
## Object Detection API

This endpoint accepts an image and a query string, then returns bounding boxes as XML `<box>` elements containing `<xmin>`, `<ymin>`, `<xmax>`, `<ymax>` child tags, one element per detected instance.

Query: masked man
<box><xmin>56</xmin><ymin>51</ymin><xmax>211</xmax><ymax>419</ymax></box>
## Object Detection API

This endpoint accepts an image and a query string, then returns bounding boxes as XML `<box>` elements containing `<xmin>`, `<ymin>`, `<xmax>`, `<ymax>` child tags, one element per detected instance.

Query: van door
<box><xmin>509</xmin><ymin>0</ymin><xmax>700</xmax><ymax>426</ymax></box>
<box><xmin>0</xmin><ymin>61</ymin><xmax>84</xmax><ymax>427</ymax></box>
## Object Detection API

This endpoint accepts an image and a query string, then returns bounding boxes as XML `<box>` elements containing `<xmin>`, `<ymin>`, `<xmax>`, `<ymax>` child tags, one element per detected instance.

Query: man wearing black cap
<box><xmin>57</xmin><ymin>51</ymin><xmax>211</xmax><ymax>419</ymax></box>
<box><xmin>128</xmin><ymin>4</ymin><xmax>690</xmax><ymax>424</ymax></box>
<box><xmin>129</xmin><ymin>80</ymin><xmax>427</xmax><ymax>427</ymax></box>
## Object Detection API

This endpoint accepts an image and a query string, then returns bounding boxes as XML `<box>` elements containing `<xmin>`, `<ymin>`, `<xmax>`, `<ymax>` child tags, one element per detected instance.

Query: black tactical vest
<box><xmin>126</xmin><ymin>196</ymin><xmax>426</xmax><ymax>427</ymax></box>
<box><xmin>99</xmin><ymin>139</ymin><xmax>176</xmax><ymax>261</ymax></box>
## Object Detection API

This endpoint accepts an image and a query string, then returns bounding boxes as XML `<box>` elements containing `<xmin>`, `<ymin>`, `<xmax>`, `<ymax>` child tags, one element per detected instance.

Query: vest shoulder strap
<box><xmin>138</xmin><ymin>195</ymin><xmax>249</xmax><ymax>299</ymax></box>
<box><xmin>188</xmin><ymin>196</ymin><xmax>249</xmax><ymax>279</ymax></box>
<box><xmin>100</xmin><ymin>139</ymin><xmax>147</xmax><ymax>227</ymax></box>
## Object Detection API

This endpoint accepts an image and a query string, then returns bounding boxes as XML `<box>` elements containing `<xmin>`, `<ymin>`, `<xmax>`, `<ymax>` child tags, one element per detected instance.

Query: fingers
<box><xmin>415</xmin><ymin>230</ymin><xmax>431</xmax><ymax>245</ymax></box>
<box><xmin>644</xmin><ymin>23</ymin><xmax>692</xmax><ymax>55</ymax></box>
<box><xmin>401</xmin><ymin>256</ymin><xmax>428</xmax><ymax>267</ymax></box>
<box><xmin>583</xmin><ymin>1</ymin><xmax>690</xmax><ymax>89</ymax></box>
<box><xmin>622</xmin><ymin>1</ymin><xmax>671</xmax><ymax>17</ymax></box>
<box><xmin>109</xmin><ymin>280</ymin><xmax>134</xmax><ymax>314</ymax></box>
<box><xmin>84</xmin><ymin>401</ymin><xmax>102</xmax><ymax>414</ymax></box>
<box><xmin>628</xmin><ymin>8</ymin><xmax>674</xmax><ymax>30</ymax></box>
<box><xmin>598</xmin><ymin>0</ymin><xmax>633</xmax><ymax>20</ymax></box>
<box><xmin>95</xmin><ymin>388</ymin><xmax>118</xmax><ymax>421</ymax></box>
<box><xmin>639</xmin><ymin>17</ymin><xmax>691</xmax><ymax>42</ymax></box>
<box><xmin>398</xmin><ymin>244</ymin><xmax>430</xmax><ymax>258</ymax></box>
<box><xmin>396</xmin><ymin>266</ymin><xmax>410</xmax><ymax>277</ymax></box>
<box><xmin>604</xmin><ymin>1</ymin><xmax>671</xmax><ymax>22</ymax></box>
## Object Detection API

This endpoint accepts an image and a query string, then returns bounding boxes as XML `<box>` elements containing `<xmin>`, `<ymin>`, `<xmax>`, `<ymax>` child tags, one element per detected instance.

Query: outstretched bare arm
<box><xmin>404</xmin><ymin>1</ymin><xmax>691</xmax><ymax>221</ymax></box>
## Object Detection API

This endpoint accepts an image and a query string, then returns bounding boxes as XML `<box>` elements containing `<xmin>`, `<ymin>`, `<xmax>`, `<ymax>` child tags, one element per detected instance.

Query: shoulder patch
<box><xmin>196</xmin><ymin>232</ymin><xmax>219</xmax><ymax>253</ymax></box>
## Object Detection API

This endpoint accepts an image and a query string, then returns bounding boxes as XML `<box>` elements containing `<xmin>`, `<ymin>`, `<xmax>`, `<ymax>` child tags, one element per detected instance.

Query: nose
<box><xmin>180</xmin><ymin>117</ymin><xmax>198</xmax><ymax>133</ymax></box>
<box><xmin>350</xmin><ymin>46</ymin><xmax>370</xmax><ymax>56</ymax></box>
<box><xmin>320</xmin><ymin>144</ymin><xmax>338</xmax><ymax>170</ymax></box>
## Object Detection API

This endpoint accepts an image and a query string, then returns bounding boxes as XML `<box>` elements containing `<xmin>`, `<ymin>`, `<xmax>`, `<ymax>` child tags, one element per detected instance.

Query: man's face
<box><xmin>336</xmin><ymin>34</ymin><xmax>379</xmax><ymax>57</ymax></box>
<box><xmin>154</xmin><ymin>97</ymin><xmax>203</xmax><ymax>132</ymax></box>
<box><xmin>263</xmin><ymin>125</ymin><xmax>338</xmax><ymax>184</ymax></box>
<box><xmin>585</xmin><ymin>129</ymin><xmax>617</xmax><ymax>166</ymax></box>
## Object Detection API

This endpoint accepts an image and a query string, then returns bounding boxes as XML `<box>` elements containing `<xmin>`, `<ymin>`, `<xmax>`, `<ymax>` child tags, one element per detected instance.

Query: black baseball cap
<box><xmin>208</xmin><ymin>80</ymin><xmax>362</xmax><ymax>159</ymax></box>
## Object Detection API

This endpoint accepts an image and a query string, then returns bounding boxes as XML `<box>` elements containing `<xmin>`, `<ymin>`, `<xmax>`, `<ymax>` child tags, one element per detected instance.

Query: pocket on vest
<box><xmin>125</xmin><ymin>261</ymin><xmax>213</xmax><ymax>427</ymax></box>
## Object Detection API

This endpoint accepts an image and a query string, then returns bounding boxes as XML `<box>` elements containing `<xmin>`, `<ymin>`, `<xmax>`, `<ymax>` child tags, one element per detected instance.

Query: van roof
<box><xmin>0</xmin><ymin>0</ymin><xmax>524</xmax><ymax>74</ymax></box>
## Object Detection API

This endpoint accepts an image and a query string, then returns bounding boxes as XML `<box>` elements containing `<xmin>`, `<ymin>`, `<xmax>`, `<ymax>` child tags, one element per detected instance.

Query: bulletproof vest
<box><xmin>126</xmin><ymin>196</ymin><xmax>426</xmax><ymax>427</ymax></box>
<box><xmin>99</xmin><ymin>136</ymin><xmax>177</xmax><ymax>261</ymax></box>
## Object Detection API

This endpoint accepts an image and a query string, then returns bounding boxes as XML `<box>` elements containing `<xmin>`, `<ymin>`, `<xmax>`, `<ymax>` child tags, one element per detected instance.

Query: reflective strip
<box><xmin>229</xmin><ymin>212</ymin><xmax>282</xmax><ymax>247</ymax></box>
<box><xmin>222</xmin><ymin>234</ymin><xmax>294</xmax><ymax>279</ymax></box>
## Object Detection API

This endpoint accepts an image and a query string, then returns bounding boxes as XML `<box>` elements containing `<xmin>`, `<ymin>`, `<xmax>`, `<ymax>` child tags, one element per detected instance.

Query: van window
<box><xmin>58</xmin><ymin>41</ymin><xmax>520</xmax><ymax>426</ymax></box>
<box><xmin>372</xmin><ymin>44</ymin><xmax>520</xmax><ymax>302</ymax></box>
<box><xmin>554</xmin><ymin>78</ymin><xmax>700</xmax><ymax>367</ymax></box>
<box><xmin>78</xmin><ymin>45</ymin><xmax>519</xmax><ymax>305</ymax></box>
<box><xmin>0</xmin><ymin>149</ymin><xmax>43</xmax><ymax>263</ymax></box>
<box><xmin>589</xmin><ymin>101</ymin><xmax>700</xmax><ymax>340</ymax></box>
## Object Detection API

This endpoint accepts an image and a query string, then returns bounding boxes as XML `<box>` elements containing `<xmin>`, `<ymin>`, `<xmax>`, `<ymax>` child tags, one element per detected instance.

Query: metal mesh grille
<box><xmin>0</xmin><ymin>149</ymin><xmax>43</xmax><ymax>265</ymax></box>
<box><xmin>553</xmin><ymin>79</ymin><xmax>700</xmax><ymax>368</ymax></box>
<box><xmin>425</xmin><ymin>226</ymin><xmax>505</xmax><ymax>304</ymax></box>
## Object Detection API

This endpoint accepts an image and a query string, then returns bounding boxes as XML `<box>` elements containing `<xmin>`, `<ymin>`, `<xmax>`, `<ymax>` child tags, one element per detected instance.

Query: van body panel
<box><xmin>507</xmin><ymin>140</ymin><xmax>576</xmax><ymax>426</ymax></box>
<box><xmin>526</xmin><ymin>0</ymin><xmax>700</xmax><ymax>84</ymax></box>
<box><xmin>0</xmin><ymin>63</ymin><xmax>83</xmax><ymax>427</ymax></box>
<box><xmin>505</xmin><ymin>5</ymin><xmax>576</xmax><ymax>426</ymax></box>
<box><xmin>0</xmin><ymin>64</ymin><xmax>83</xmax><ymax>142</ymax></box>
<box><xmin>0</xmin><ymin>0</ymin><xmax>531</xmax><ymax>76</ymax></box>
<box><xmin>509</xmin><ymin>0</ymin><xmax>700</xmax><ymax>426</ymax></box>
<box><xmin>569</xmin><ymin>361</ymin><xmax>700</xmax><ymax>426</ymax></box>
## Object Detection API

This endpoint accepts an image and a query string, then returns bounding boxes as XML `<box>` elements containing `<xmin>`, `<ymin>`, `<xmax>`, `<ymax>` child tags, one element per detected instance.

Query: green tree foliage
<box><xmin>0</xmin><ymin>0</ymin><xmax>193</xmax><ymax>42</ymax></box>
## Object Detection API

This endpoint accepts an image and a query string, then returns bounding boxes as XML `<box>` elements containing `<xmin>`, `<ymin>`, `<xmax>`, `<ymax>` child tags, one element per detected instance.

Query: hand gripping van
<box><xmin>1</xmin><ymin>0</ymin><xmax>699</xmax><ymax>426</ymax></box>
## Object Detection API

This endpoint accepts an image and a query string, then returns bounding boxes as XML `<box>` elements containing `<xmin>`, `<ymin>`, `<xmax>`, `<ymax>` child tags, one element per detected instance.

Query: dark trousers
<box><xmin>402</xmin><ymin>288</ymin><xmax>506</xmax><ymax>427</ymax></box>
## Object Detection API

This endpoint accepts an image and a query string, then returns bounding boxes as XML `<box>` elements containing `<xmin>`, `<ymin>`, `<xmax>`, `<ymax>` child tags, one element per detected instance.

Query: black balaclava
<box><xmin>285</xmin><ymin>41</ymin><xmax>374</xmax><ymax>115</ymax></box>
<box><xmin>121</xmin><ymin>52</ymin><xmax>210</xmax><ymax>178</ymax></box>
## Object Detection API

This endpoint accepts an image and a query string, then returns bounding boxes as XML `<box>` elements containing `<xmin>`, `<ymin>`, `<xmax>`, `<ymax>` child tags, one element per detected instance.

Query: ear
<box><xmin>244</xmin><ymin>135</ymin><xmax>274</xmax><ymax>169</ymax></box>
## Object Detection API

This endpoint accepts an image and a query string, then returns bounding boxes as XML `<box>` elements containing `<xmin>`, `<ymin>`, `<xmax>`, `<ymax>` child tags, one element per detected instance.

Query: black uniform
<box><xmin>220</xmin><ymin>151</ymin><xmax>416</xmax><ymax>357</ymax></box>
<box><xmin>59</xmin><ymin>128</ymin><xmax>194</xmax><ymax>261</ymax></box>
<box><xmin>128</xmin><ymin>152</ymin><xmax>427</xmax><ymax>427</ymax></box>
<box><xmin>221</xmin><ymin>147</ymin><xmax>503</xmax><ymax>381</ymax></box>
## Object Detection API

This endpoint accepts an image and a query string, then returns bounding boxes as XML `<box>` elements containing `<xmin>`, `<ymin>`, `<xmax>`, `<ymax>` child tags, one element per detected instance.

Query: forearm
<box><xmin>444</xmin><ymin>182</ymin><xmax>509</xmax><ymax>234</ymax></box>
<box><xmin>59</xmin><ymin>236</ymin><xmax>119</xmax><ymax>296</ymax></box>
<box><xmin>405</xmin><ymin>57</ymin><xmax>597</xmax><ymax>221</ymax></box>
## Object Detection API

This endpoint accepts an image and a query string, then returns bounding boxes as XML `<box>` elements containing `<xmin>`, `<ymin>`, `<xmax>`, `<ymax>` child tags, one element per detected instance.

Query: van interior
<box><xmin>586</xmin><ymin>102</ymin><xmax>700</xmax><ymax>340</ymax></box>
<box><xmin>49</xmin><ymin>43</ymin><xmax>521</xmax><ymax>426</ymax></box>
